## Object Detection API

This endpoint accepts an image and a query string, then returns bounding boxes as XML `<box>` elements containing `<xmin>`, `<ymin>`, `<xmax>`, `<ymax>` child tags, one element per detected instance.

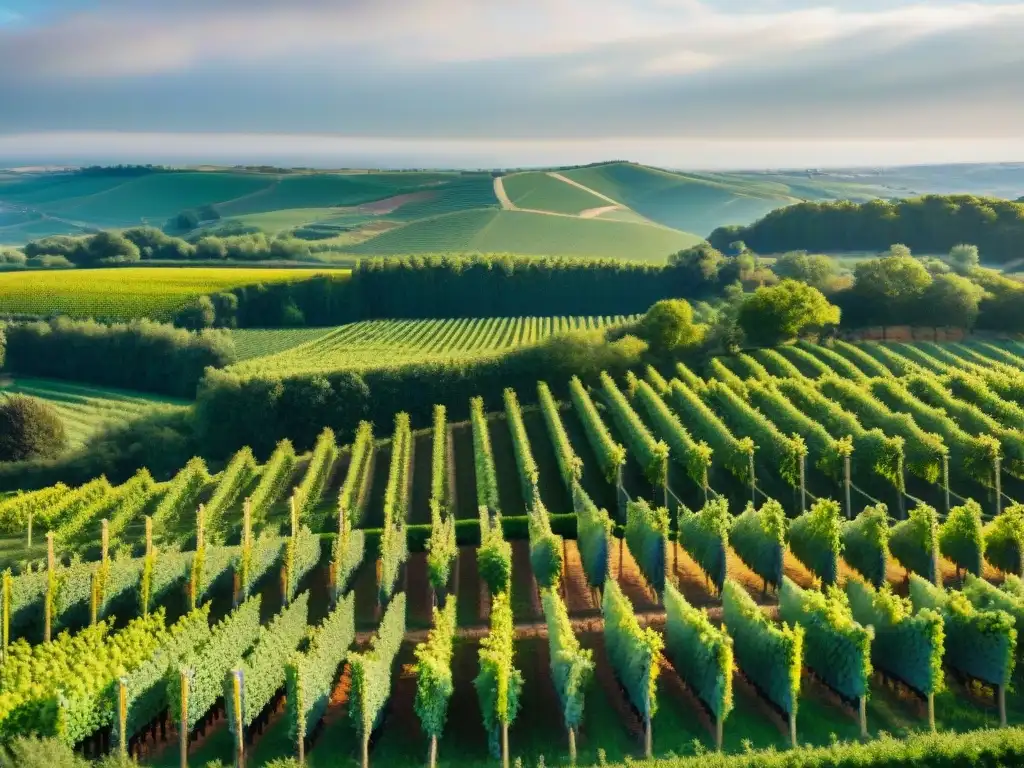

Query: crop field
<box><xmin>0</xmin><ymin>377</ymin><xmax>188</xmax><ymax>449</ymax></box>
<box><xmin>0</xmin><ymin>266</ymin><xmax>339</xmax><ymax>321</ymax></box>
<box><xmin>5</xmin><ymin>340</ymin><xmax>1024</xmax><ymax>767</ymax></box>
<box><xmin>228</xmin><ymin>315</ymin><xmax>639</xmax><ymax>376</ymax></box>
<box><xmin>502</xmin><ymin>171</ymin><xmax>610</xmax><ymax>215</ymax></box>
<box><xmin>230</xmin><ymin>327</ymin><xmax>335</xmax><ymax>361</ymax></box>
<box><xmin>349</xmin><ymin>208</ymin><xmax>701</xmax><ymax>261</ymax></box>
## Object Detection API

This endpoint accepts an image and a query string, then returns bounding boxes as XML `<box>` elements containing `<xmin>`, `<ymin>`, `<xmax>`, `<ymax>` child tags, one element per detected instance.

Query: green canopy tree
<box><xmin>737</xmin><ymin>280</ymin><xmax>840</xmax><ymax>346</ymax></box>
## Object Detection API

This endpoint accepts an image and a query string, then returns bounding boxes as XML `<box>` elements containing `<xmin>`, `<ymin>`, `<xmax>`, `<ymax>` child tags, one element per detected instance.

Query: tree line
<box><xmin>709</xmin><ymin>195</ymin><xmax>1024</xmax><ymax>264</ymax></box>
<box><xmin>1</xmin><ymin>318</ymin><xmax>235</xmax><ymax>398</ymax></box>
<box><xmin>21</xmin><ymin>227</ymin><xmax>316</xmax><ymax>268</ymax></box>
<box><xmin>175</xmin><ymin>251</ymin><xmax>754</xmax><ymax>330</ymax></box>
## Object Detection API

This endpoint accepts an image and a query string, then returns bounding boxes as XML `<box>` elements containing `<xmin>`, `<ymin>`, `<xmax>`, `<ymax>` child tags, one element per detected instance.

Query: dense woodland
<box><xmin>710</xmin><ymin>195</ymin><xmax>1024</xmax><ymax>263</ymax></box>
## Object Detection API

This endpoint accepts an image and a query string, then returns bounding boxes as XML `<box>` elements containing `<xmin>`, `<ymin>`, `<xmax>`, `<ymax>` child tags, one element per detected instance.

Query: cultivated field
<box><xmin>348</xmin><ymin>209</ymin><xmax>701</xmax><ymax>261</ymax></box>
<box><xmin>5</xmin><ymin>340</ymin><xmax>1024</xmax><ymax>767</ymax></box>
<box><xmin>0</xmin><ymin>267</ymin><xmax>339</xmax><ymax>321</ymax></box>
<box><xmin>228</xmin><ymin>315</ymin><xmax>639</xmax><ymax>376</ymax></box>
<box><xmin>501</xmin><ymin>172</ymin><xmax>610</xmax><ymax>215</ymax></box>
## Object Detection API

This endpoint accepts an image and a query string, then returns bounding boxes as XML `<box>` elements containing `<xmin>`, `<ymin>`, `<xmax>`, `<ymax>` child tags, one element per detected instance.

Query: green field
<box><xmin>0</xmin><ymin>266</ymin><xmax>340</xmax><ymax>321</ymax></box>
<box><xmin>349</xmin><ymin>208</ymin><xmax>701</xmax><ymax>261</ymax></box>
<box><xmin>562</xmin><ymin>163</ymin><xmax>803</xmax><ymax>236</ymax></box>
<box><xmin>229</xmin><ymin>315</ymin><xmax>638</xmax><ymax>376</ymax></box>
<box><xmin>502</xmin><ymin>171</ymin><xmax>609</xmax><ymax>215</ymax></box>
<box><xmin>230</xmin><ymin>327</ymin><xmax>334</xmax><ymax>361</ymax></box>
<box><xmin>0</xmin><ymin>377</ymin><xmax>188</xmax><ymax>449</ymax></box>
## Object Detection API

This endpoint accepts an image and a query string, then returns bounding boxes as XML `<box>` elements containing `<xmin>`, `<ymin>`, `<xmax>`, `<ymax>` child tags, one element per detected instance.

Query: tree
<box><xmin>949</xmin><ymin>244</ymin><xmax>980</xmax><ymax>274</ymax></box>
<box><xmin>738</xmin><ymin>280</ymin><xmax>840</xmax><ymax>346</ymax></box>
<box><xmin>639</xmin><ymin>299</ymin><xmax>706</xmax><ymax>355</ymax></box>
<box><xmin>0</xmin><ymin>395</ymin><xmax>67</xmax><ymax>462</ymax></box>
<box><xmin>174</xmin><ymin>296</ymin><xmax>216</xmax><ymax>330</ymax></box>
<box><xmin>772</xmin><ymin>251</ymin><xmax>838</xmax><ymax>291</ymax></box>
<box><xmin>884</xmin><ymin>243</ymin><xmax>913</xmax><ymax>259</ymax></box>
<box><xmin>850</xmin><ymin>255</ymin><xmax>932</xmax><ymax>326</ymax></box>
<box><xmin>918</xmin><ymin>273</ymin><xmax>986</xmax><ymax>329</ymax></box>
<box><xmin>82</xmin><ymin>231</ymin><xmax>141</xmax><ymax>266</ymax></box>
<box><xmin>668</xmin><ymin>243</ymin><xmax>725</xmax><ymax>282</ymax></box>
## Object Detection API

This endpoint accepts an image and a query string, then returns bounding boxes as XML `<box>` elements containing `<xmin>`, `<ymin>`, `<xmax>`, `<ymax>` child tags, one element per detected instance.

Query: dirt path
<box><xmin>546</xmin><ymin>172</ymin><xmax>622</xmax><ymax>206</ymax></box>
<box><xmin>493</xmin><ymin>175</ymin><xmax>515</xmax><ymax>210</ymax></box>
<box><xmin>579</xmin><ymin>204</ymin><xmax>624</xmax><ymax>219</ymax></box>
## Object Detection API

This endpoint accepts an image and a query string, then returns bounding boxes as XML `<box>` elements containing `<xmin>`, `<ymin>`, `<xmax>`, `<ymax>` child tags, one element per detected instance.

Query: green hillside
<box><xmin>562</xmin><ymin>163</ymin><xmax>802</xmax><ymax>236</ymax></box>
<box><xmin>502</xmin><ymin>171</ymin><xmax>608</xmax><ymax>215</ymax></box>
<box><xmin>348</xmin><ymin>208</ymin><xmax>701</xmax><ymax>261</ymax></box>
<box><xmin>0</xmin><ymin>377</ymin><xmax>187</xmax><ymax>450</ymax></box>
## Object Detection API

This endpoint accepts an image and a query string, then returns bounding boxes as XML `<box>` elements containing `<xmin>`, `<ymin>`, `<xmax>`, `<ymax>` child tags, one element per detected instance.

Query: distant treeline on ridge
<box><xmin>710</xmin><ymin>195</ymin><xmax>1024</xmax><ymax>263</ymax></box>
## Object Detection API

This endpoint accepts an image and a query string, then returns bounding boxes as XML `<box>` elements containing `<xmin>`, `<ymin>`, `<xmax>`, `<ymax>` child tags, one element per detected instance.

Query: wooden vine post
<box><xmin>928</xmin><ymin>691</ymin><xmax>935</xmax><ymax>732</ymax></box>
<box><xmin>995</xmin><ymin>456</ymin><xmax>1003</xmax><ymax>516</ymax></box>
<box><xmin>859</xmin><ymin>695</ymin><xmax>868</xmax><ymax>740</ymax></box>
<box><xmin>844</xmin><ymin>455</ymin><xmax>853</xmax><ymax>520</ymax></box>
<box><xmin>568</xmin><ymin>725</ymin><xmax>577</xmax><ymax>765</ymax></box>
<box><xmin>999</xmin><ymin>683</ymin><xmax>1007</xmax><ymax>728</ymax></box>
<box><xmin>1</xmin><ymin>570</ymin><xmax>10</xmax><ymax>664</ymax></box>
<box><xmin>715</xmin><ymin>715</ymin><xmax>723</xmax><ymax>752</ymax></box>
<box><xmin>179</xmin><ymin>668</ymin><xmax>190</xmax><ymax>768</ymax></box>
<box><xmin>749</xmin><ymin>452</ymin><xmax>756</xmax><ymax>505</ymax></box>
<box><xmin>798</xmin><ymin>454</ymin><xmax>807</xmax><ymax>513</ymax></box>
<box><xmin>231</xmin><ymin>669</ymin><xmax>245</xmax><ymax>768</ymax></box>
<box><xmin>118</xmin><ymin>676</ymin><xmax>129</xmax><ymax>758</ymax></box>
<box><xmin>788</xmin><ymin>710</ymin><xmax>797</xmax><ymax>750</ymax></box>
<box><xmin>942</xmin><ymin>455</ymin><xmax>951</xmax><ymax>515</ymax></box>
<box><xmin>44</xmin><ymin>532</ymin><xmax>55</xmax><ymax>643</ymax></box>
<box><xmin>142</xmin><ymin>516</ymin><xmax>154</xmax><ymax>616</ymax></box>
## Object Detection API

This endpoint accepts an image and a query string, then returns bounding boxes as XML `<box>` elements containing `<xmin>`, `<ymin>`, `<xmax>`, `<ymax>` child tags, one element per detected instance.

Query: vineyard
<box><xmin>7</xmin><ymin>340</ymin><xmax>1024</xmax><ymax>766</ymax></box>
<box><xmin>227</xmin><ymin>315</ymin><xmax>640</xmax><ymax>377</ymax></box>
<box><xmin>0</xmin><ymin>267</ymin><xmax>338</xmax><ymax>321</ymax></box>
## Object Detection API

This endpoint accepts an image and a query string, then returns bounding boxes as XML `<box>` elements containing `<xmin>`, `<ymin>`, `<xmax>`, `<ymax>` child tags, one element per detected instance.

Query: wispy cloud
<box><xmin>0</xmin><ymin>0</ymin><xmax>1020</xmax><ymax>158</ymax></box>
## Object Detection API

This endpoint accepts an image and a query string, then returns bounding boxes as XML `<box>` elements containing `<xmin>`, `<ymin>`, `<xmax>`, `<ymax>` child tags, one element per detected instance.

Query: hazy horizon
<box><xmin>1</xmin><ymin>1</ymin><xmax>1022</xmax><ymax>170</ymax></box>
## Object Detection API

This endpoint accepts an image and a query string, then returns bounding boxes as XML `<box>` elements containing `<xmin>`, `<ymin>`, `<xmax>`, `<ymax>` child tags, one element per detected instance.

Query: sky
<box><xmin>0</xmin><ymin>0</ymin><xmax>1022</xmax><ymax>169</ymax></box>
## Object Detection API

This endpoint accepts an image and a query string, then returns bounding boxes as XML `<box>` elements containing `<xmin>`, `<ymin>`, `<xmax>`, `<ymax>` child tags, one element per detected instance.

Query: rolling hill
<box><xmin>7</xmin><ymin>161</ymin><xmax>1010</xmax><ymax>261</ymax></box>
<box><xmin>346</xmin><ymin>208</ymin><xmax>702</xmax><ymax>261</ymax></box>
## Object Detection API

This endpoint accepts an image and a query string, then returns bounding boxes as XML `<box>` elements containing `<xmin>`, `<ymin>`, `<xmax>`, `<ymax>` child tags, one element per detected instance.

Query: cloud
<box><xmin>0</xmin><ymin>0</ymin><xmax>1020</xmax><ymax>145</ymax></box>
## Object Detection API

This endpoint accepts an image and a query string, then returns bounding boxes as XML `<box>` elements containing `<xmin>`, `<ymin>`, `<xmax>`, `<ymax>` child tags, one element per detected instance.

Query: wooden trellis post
<box><xmin>844</xmin><ymin>456</ymin><xmax>853</xmax><ymax>520</ymax></box>
<box><xmin>118</xmin><ymin>677</ymin><xmax>129</xmax><ymax>758</ymax></box>
<box><xmin>995</xmin><ymin>456</ymin><xmax>1003</xmax><ymax>516</ymax></box>
<box><xmin>749</xmin><ymin>453</ymin><xmax>756</xmax><ymax>505</ymax></box>
<box><xmin>179</xmin><ymin>669</ymin><xmax>190</xmax><ymax>768</ymax></box>
<box><xmin>44</xmin><ymin>532</ymin><xmax>55</xmax><ymax>643</ymax></box>
<box><xmin>943</xmin><ymin>455</ymin><xmax>951</xmax><ymax>515</ymax></box>
<box><xmin>799</xmin><ymin>455</ymin><xmax>807</xmax><ymax>513</ymax></box>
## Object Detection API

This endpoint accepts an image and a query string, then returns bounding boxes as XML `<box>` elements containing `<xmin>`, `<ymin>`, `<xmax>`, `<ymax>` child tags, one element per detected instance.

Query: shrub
<box><xmin>985</xmin><ymin>505</ymin><xmax>1024</xmax><ymax>576</ymax></box>
<box><xmin>0</xmin><ymin>395</ymin><xmax>66</xmax><ymax>462</ymax></box>
<box><xmin>625</xmin><ymin>499</ymin><xmax>669</xmax><ymax>596</ymax></box>
<box><xmin>664</xmin><ymin>583</ymin><xmax>732</xmax><ymax>723</ymax></box>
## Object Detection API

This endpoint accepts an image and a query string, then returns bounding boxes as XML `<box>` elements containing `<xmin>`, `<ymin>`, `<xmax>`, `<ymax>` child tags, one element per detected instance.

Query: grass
<box><xmin>228</xmin><ymin>315</ymin><xmax>637</xmax><ymax>377</ymax></box>
<box><xmin>349</xmin><ymin>209</ymin><xmax>701</xmax><ymax>261</ymax></box>
<box><xmin>502</xmin><ymin>172</ymin><xmax>609</xmax><ymax>215</ymax></box>
<box><xmin>562</xmin><ymin>163</ymin><xmax>800</xmax><ymax>237</ymax></box>
<box><xmin>0</xmin><ymin>266</ymin><xmax>341</xmax><ymax>321</ymax></box>
<box><xmin>0</xmin><ymin>376</ymin><xmax>188</xmax><ymax>450</ymax></box>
